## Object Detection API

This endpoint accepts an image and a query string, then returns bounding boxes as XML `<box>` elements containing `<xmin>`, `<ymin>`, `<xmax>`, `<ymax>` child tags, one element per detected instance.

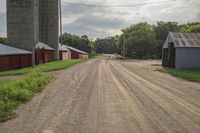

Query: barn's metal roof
<box><xmin>163</xmin><ymin>32</ymin><xmax>200</xmax><ymax>49</ymax></box>
<box><xmin>59</xmin><ymin>43</ymin><xmax>70</xmax><ymax>51</ymax></box>
<box><xmin>36</xmin><ymin>42</ymin><xmax>54</xmax><ymax>50</ymax></box>
<box><xmin>0</xmin><ymin>43</ymin><xmax>32</xmax><ymax>56</ymax></box>
<box><xmin>64</xmin><ymin>45</ymin><xmax>88</xmax><ymax>55</ymax></box>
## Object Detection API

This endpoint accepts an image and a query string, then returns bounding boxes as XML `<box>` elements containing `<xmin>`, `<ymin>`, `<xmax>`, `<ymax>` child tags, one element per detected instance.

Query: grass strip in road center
<box><xmin>0</xmin><ymin>59</ymin><xmax>83</xmax><ymax>76</ymax></box>
<box><xmin>0</xmin><ymin>71</ymin><xmax>52</xmax><ymax>122</ymax></box>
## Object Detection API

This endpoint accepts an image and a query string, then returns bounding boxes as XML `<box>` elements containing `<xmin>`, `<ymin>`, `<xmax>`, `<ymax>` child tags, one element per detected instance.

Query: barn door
<box><xmin>168</xmin><ymin>43</ymin><xmax>175</xmax><ymax>68</ymax></box>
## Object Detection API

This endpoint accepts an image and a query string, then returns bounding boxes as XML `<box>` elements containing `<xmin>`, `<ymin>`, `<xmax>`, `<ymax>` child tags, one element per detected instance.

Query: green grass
<box><xmin>0</xmin><ymin>71</ymin><xmax>52</xmax><ymax>121</ymax></box>
<box><xmin>90</xmin><ymin>54</ymin><xmax>103</xmax><ymax>59</ymax></box>
<box><xmin>159</xmin><ymin>67</ymin><xmax>200</xmax><ymax>82</ymax></box>
<box><xmin>115</xmin><ymin>54</ymin><xmax>124</xmax><ymax>60</ymax></box>
<box><xmin>0</xmin><ymin>59</ymin><xmax>86</xmax><ymax>121</ymax></box>
<box><xmin>0</xmin><ymin>59</ymin><xmax>83</xmax><ymax>76</ymax></box>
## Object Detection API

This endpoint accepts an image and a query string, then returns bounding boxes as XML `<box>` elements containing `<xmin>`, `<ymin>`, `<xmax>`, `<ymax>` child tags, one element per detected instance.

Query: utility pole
<box><xmin>123</xmin><ymin>33</ymin><xmax>126</xmax><ymax>59</ymax></box>
<box><xmin>59</xmin><ymin>0</ymin><xmax>63</xmax><ymax>44</ymax></box>
<box><xmin>32</xmin><ymin>0</ymin><xmax>39</xmax><ymax>67</ymax></box>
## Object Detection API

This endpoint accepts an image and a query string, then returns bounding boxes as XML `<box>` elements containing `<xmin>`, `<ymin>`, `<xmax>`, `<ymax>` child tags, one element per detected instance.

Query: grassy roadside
<box><xmin>158</xmin><ymin>67</ymin><xmax>200</xmax><ymax>83</ymax></box>
<box><xmin>0</xmin><ymin>59</ymin><xmax>83</xmax><ymax>76</ymax></box>
<box><xmin>0</xmin><ymin>57</ymin><xmax>103</xmax><ymax>121</ymax></box>
<box><xmin>0</xmin><ymin>59</ymin><xmax>86</xmax><ymax>121</ymax></box>
<box><xmin>0</xmin><ymin>71</ymin><xmax>52</xmax><ymax>121</ymax></box>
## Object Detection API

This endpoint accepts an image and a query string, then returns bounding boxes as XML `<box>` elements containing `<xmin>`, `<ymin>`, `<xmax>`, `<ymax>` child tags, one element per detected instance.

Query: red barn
<box><xmin>0</xmin><ymin>43</ymin><xmax>32</xmax><ymax>70</ymax></box>
<box><xmin>35</xmin><ymin>42</ymin><xmax>54</xmax><ymax>64</ymax></box>
<box><xmin>59</xmin><ymin>44</ymin><xmax>71</xmax><ymax>60</ymax></box>
<box><xmin>65</xmin><ymin>45</ymin><xmax>88</xmax><ymax>59</ymax></box>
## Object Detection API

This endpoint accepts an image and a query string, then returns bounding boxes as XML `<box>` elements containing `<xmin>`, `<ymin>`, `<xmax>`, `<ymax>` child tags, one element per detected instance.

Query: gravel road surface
<box><xmin>0</xmin><ymin>58</ymin><xmax>200</xmax><ymax>133</ymax></box>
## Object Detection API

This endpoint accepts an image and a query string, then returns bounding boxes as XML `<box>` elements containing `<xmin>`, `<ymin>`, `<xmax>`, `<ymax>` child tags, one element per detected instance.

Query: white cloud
<box><xmin>0</xmin><ymin>0</ymin><xmax>200</xmax><ymax>38</ymax></box>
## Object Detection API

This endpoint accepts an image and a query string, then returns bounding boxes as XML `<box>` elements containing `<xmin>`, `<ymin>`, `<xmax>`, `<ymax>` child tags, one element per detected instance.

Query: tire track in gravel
<box><xmin>109</xmin><ymin>60</ymin><xmax>200</xmax><ymax>132</ymax></box>
<box><xmin>120</xmin><ymin>62</ymin><xmax>200</xmax><ymax>107</ymax></box>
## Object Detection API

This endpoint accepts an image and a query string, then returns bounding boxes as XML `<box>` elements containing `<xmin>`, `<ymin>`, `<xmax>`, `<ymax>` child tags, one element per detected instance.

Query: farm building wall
<box><xmin>79</xmin><ymin>54</ymin><xmax>89</xmax><ymax>59</ymax></box>
<box><xmin>59</xmin><ymin>51</ymin><xmax>71</xmax><ymax>60</ymax></box>
<box><xmin>0</xmin><ymin>54</ymin><xmax>32</xmax><ymax>70</ymax></box>
<box><xmin>35</xmin><ymin>48</ymin><xmax>54</xmax><ymax>64</ymax></box>
<box><xmin>44</xmin><ymin>50</ymin><xmax>54</xmax><ymax>62</ymax></box>
<box><xmin>71</xmin><ymin>50</ymin><xmax>80</xmax><ymax>59</ymax></box>
<box><xmin>176</xmin><ymin>48</ymin><xmax>200</xmax><ymax>69</ymax></box>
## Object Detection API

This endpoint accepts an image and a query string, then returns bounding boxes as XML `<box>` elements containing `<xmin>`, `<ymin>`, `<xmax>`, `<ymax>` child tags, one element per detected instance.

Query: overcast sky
<box><xmin>0</xmin><ymin>0</ymin><xmax>200</xmax><ymax>38</ymax></box>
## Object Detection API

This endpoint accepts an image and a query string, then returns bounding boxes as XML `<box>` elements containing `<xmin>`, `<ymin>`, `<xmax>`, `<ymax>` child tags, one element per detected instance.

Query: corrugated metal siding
<box><xmin>163</xmin><ymin>32</ymin><xmax>200</xmax><ymax>48</ymax></box>
<box><xmin>71</xmin><ymin>50</ymin><xmax>80</xmax><ymax>59</ymax></box>
<box><xmin>0</xmin><ymin>55</ymin><xmax>32</xmax><ymax>70</ymax></box>
<box><xmin>176</xmin><ymin>48</ymin><xmax>200</xmax><ymax>69</ymax></box>
<box><xmin>44</xmin><ymin>50</ymin><xmax>54</xmax><ymax>62</ymax></box>
<box><xmin>35</xmin><ymin>48</ymin><xmax>54</xmax><ymax>64</ymax></box>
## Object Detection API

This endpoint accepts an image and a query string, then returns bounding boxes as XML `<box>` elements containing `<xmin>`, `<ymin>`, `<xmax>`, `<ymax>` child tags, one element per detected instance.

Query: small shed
<box><xmin>0</xmin><ymin>43</ymin><xmax>32</xmax><ymax>70</ymax></box>
<box><xmin>162</xmin><ymin>32</ymin><xmax>200</xmax><ymax>69</ymax></box>
<box><xmin>59</xmin><ymin>43</ymin><xmax>71</xmax><ymax>60</ymax></box>
<box><xmin>35</xmin><ymin>42</ymin><xmax>54</xmax><ymax>64</ymax></box>
<box><xmin>65</xmin><ymin>45</ymin><xmax>89</xmax><ymax>59</ymax></box>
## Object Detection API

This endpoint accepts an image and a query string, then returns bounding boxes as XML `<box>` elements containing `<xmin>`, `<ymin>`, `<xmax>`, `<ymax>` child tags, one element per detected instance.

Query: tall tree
<box><xmin>78</xmin><ymin>35</ymin><xmax>91</xmax><ymax>54</ymax></box>
<box><xmin>122</xmin><ymin>22</ymin><xmax>160</xmax><ymax>59</ymax></box>
<box><xmin>95</xmin><ymin>37</ymin><xmax>118</xmax><ymax>54</ymax></box>
<box><xmin>154</xmin><ymin>21</ymin><xmax>179</xmax><ymax>41</ymax></box>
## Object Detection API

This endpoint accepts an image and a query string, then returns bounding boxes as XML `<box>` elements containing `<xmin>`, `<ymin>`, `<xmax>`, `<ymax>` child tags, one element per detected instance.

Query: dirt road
<box><xmin>0</xmin><ymin>58</ymin><xmax>200</xmax><ymax>133</ymax></box>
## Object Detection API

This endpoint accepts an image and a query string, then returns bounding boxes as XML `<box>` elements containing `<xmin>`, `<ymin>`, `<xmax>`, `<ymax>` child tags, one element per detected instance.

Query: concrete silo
<box><xmin>39</xmin><ymin>0</ymin><xmax>59</xmax><ymax>60</ymax></box>
<box><xmin>7</xmin><ymin>0</ymin><xmax>38</xmax><ymax>65</ymax></box>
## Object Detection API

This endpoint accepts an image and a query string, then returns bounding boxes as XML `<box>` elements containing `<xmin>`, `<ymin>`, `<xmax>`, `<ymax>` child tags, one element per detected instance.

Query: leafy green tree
<box><xmin>154</xmin><ymin>21</ymin><xmax>179</xmax><ymax>41</ymax></box>
<box><xmin>122</xmin><ymin>22</ymin><xmax>160</xmax><ymax>59</ymax></box>
<box><xmin>95</xmin><ymin>37</ymin><xmax>118</xmax><ymax>54</ymax></box>
<box><xmin>114</xmin><ymin>35</ymin><xmax>123</xmax><ymax>54</ymax></box>
<box><xmin>78</xmin><ymin>35</ymin><xmax>92</xmax><ymax>54</ymax></box>
<box><xmin>60</xmin><ymin>33</ymin><xmax>92</xmax><ymax>53</ymax></box>
<box><xmin>60</xmin><ymin>33</ymin><xmax>81</xmax><ymax>48</ymax></box>
<box><xmin>0</xmin><ymin>37</ymin><xmax>6</xmax><ymax>43</ymax></box>
<box><xmin>179</xmin><ymin>24</ymin><xmax>200</xmax><ymax>33</ymax></box>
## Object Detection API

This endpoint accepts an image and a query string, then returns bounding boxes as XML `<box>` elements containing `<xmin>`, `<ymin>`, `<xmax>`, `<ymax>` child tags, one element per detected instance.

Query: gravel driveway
<box><xmin>0</xmin><ymin>58</ymin><xmax>200</xmax><ymax>133</ymax></box>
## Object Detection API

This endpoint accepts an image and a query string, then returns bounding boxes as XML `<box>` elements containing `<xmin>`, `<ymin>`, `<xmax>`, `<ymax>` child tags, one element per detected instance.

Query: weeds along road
<box><xmin>0</xmin><ymin>58</ymin><xmax>200</xmax><ymax>133</ymax></box>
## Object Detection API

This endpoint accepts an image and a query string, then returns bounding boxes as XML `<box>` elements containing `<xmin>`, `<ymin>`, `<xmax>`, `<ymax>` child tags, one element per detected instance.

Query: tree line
<box><xmin>114</xmin><ymin>22</ymin><xmax>200</xmax><ymax>59</ymax></box>
<box><xmin>60</xmin><ymin>21</ymin><xmax>200</xmax><ymax>59</ymax></box>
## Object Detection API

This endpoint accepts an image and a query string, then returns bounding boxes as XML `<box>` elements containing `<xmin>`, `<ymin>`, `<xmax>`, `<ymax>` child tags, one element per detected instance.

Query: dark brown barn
<box><xmin>64</xmin><ymin>45</ymin><xmax>88</xmax><ymax>59</ymax></box>
<box><xmin>0</xmin><ymin>43</ymin><xmax>32</xmax><ymax>70</ymax></box>
<box><xmin>35</xmin><ymin>42</ymin><xmax>55</xmax><ymax>64</ymax></box>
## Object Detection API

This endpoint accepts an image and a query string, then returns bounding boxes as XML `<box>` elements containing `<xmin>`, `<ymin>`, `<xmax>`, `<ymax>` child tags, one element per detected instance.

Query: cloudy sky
<box><xmin>0</xmin><ymin>0</ymin><xmax>200</xmax><ymax>38</ymax></box>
